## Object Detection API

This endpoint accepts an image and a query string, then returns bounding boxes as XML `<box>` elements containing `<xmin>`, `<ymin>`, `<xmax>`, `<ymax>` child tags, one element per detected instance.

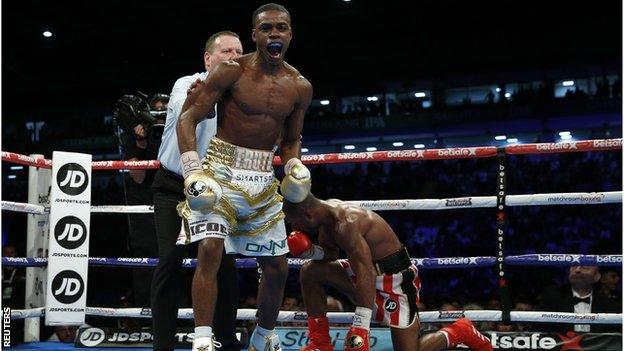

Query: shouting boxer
<box><xmin>176</xmin><ymin>3</ymin><xmax>312</xmax><ymax>351</ymax></box>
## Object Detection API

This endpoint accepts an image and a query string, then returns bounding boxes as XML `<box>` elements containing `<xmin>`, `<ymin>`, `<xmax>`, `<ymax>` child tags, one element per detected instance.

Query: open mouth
<box><xmin>267</xmin><ymin>42</ymin><xmax>283</xmax><ymax>59</ymax></box>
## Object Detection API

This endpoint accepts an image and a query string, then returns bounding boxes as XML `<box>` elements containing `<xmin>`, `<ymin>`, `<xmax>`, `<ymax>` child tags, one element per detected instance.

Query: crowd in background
<box><xmin>3</xmin><ymin>149</ymin><xmax>621</xmax><ymax>337</ymax></box>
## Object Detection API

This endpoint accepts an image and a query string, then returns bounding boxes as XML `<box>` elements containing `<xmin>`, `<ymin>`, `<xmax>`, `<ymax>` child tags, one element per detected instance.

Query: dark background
<box><xmin>3</xmin><ymin>0</ymin><xmax>622</xmax><ymax>120</ymax></box>
<box><xmin>1</xmin><ymin>0</ymin><xmax>622</xmax><ymax>341</ymax></box>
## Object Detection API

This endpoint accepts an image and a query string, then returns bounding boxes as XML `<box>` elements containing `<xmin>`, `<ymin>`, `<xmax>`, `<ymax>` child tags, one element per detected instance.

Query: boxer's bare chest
<box><xmin>230</xmin><ymin>71</ymin><xmax>299</xmax><ymax>119</ymax></box>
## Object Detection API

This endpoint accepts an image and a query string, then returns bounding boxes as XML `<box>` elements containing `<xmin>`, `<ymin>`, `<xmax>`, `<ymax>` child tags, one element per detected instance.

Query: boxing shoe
<box><xmin>442</xmin><ymin>318</ymin><xmax>493</xmax><ymax>351</ymax></box>
<box><xmin>301</xmin><ymin>317</ymin><xmax>334</xmax><ymax>351</ymax></box>
<box><xmin>248</xmin><ymin>328</ymin><xmax>282</xmax><ymax>351</ymax></box>
<box><xmin>192</xmin><ymin>336</ymin><xmax>222</xmax><ymax>351</ymax></box>
<box><xmin>343</xmin><ymin>327</ymin><xmax>369</xmax><ymax>351</ymax></box>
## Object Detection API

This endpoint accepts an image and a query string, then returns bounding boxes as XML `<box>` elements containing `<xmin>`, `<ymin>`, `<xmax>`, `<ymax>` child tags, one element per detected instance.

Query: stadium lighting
<box><xmin>414</xmin><ymin>92</ymin><xmax>426</xmax><ymax>98</ymax></box>
<box><xmin>495</xmin><ymin>135</ymin><xmax>507</xmax><ymax>140</ymax></box>
<box><xmin>562</xmin><ymin>80</ymin><xmax>575</xmax><ymax>87</ymax></box>
<box><xmin>366</xmin><ymin>96</ymin><xmax>379</xmax><ymax>102</ymax></box>
<box><xmin>413</xmin><ymin>144</ymin><xmax>425</xmax><ymax>149</ymax></box>
<box><xmin>495</xmin><ymin>88</ymin><xmax>501</xmax><ymax>92</ymax></box>
<box><xmin>8</xmin><ymin>175</ymin><xmax>17</xmax><ymax>179</ymax></box>
<box><xmin>560</xmin><ymin>134</ymin><xmax>573</xmax><ymax>140</ymax></box>
<box><xmin>301</xmin><ymin>148</ymin><xmax>309</xmax><ymax>153</ymax></box>
<box><xmin>344</xmin><ymin>145</ymin><xmax>355</xmax><ymax>150</ymax></box>
<box><xmin>504</xmin><ymin>92</ymin><xmax>511</xmax><ymax>98</ymax></box>
<box><xmin>320</xmin><ymin>100</ymin><xmax>330</xmax><ymax>106</ymax></box>
<box><xmin>392</xmin><ymin>142</ymin><xmax>404</xmax><ymax>147</ymax></box>
<box><xmin>366</xmin><ymin>147</ymin><xmax>377</xmax><ymax>152</ymax></box>
<box><xmin>558</xmin><ymin>131</ymin><xmax>571</xmax><ymax>137</ymax></box>
<box><xmin>507</xmin><ymin>138</ymin><xmax>519</xmax><ymax>143</ymax></box>
<box><xmin>10</xmin><ymin>166</ymin><xmax>23</xmax><ymax>170</ymax></box>
<box><xmin>43</xmin><ymin>31</ymin><xmax>52</xmax><ymax>38</ymax></box>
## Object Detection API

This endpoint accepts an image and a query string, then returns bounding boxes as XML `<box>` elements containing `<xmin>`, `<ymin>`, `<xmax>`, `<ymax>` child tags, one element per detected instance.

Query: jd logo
<box><xmin>57</xmin><ymin>163</ymin><xmax>89</xmax><ymax>196</ymax></box>
<box><xmin>79</xmin><ymin>328</ymin><xmax>105</xmax><ymax>347</ymax></box>
<box><xmin>51</xmin><ymin>270</ymin><xmax>84</xmax><ymax>304</ymax></box>
<box><xmin>384</xmin><ymin>299</ymin><xmax>398</xmax><ymax>312</ymax></box>
<box><xmin>245</xmin><ymin>239</ymin><xmax>287</xmax><ymax>255</ymax></box>
<box><xmin>54</xmin><ymin>216</ymin><xmax>87</xmax><ymax>249</ymax></box>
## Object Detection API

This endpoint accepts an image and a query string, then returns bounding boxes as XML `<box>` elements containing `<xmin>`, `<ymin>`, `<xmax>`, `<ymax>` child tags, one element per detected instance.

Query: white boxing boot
<box><xmin>248</xmin><ymin>328</ymin><xmax>281</xmax><ymax>351</ymax></box>
<box><xmin>192</xmin><ymin>336</ymin><xmax>222</xmax><ymax>351</ymax></box>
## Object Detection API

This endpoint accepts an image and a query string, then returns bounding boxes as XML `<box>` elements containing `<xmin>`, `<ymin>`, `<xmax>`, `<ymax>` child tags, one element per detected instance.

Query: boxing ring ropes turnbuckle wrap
<box><xmin>1</xmin><ymin>139</ymin><xmax>622</xmax><ymax>338</ymax></box>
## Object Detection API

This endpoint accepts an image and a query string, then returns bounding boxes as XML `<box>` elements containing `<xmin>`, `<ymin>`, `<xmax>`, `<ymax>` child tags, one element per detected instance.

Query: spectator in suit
<box><xmin>598</xmin><ymin>268</ymin><xmax>620</xmax><ymax>300</ymax></box>
<box><xmin>539</xmin><ymin>265</ymin><xmax>621</xmax><ymax>332</ymax></box>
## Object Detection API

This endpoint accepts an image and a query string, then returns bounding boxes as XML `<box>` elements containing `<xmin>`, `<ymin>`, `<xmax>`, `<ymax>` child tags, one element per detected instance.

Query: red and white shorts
<box><xmin>340</xmin><ymin>260</ymin><xmax>421</xmax><ymax>328</ymax></box>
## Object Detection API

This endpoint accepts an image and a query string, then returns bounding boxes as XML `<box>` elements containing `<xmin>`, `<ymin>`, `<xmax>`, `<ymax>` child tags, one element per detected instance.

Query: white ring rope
<box><xmin>10</xmin><ymin>307</ymin><xmax>622</xmax><ymax>324</ymax></box>
<box><xmin>3</xmin><ymin>191</ymin><xmax>621</xmax><ymax>215</ymax></box>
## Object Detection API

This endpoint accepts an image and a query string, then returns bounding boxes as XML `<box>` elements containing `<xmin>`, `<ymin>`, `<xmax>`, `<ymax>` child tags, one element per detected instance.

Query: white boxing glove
<box><xmin>180</xmin><ymin>150</ymin><xmax>222</xmax><ymax>212</ymax></box>
<box><xmin>183</xmin><ymin>172</ymin><xmax>222</xmax><ymax>212</ymax></box>
<box><xmin>280</xmin><ymin>158</ymin><xmax>311</xmax><ymax>203</ymax></box>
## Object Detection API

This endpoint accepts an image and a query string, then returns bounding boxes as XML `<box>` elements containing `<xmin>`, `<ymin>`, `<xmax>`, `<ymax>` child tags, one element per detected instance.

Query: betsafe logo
<box><xmin>51</xmin><ymin>270</ymin><xmax>84</xmax><ymax>304</ymax></box>
<box><xmin>57</xmin><ymin>163</ymin><xmax>89</xmax><ymax>196</ymax></box>
<box><xmin>54</xmin><ymin>216</ymin><xmax>87</xmax><ymax>249</ymax></box>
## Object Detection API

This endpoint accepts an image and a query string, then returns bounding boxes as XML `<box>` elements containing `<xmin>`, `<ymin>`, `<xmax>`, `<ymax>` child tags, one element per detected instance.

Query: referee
<box><xmin>151</xmin><ymin>31</ymin><xmax>244</xmax><ymax>351</ymax></box>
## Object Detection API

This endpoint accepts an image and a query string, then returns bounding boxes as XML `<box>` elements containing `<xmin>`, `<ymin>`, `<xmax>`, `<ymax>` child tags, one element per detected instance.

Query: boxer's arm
<box><xmin>318</xmin><ymin>243</ymin><xmax>339</xmax><ymax>261</ymax></box>
<box><xmin>177</xmin><ymin>61</ymin><xmax>241</xmax><ymax>154</ymax></box>
<box><xmin>335</xmin><ymin>226</ymin><xmax>375</xmax><ymax>308</ymax></box>
<box><xmin>279</xmin><ymin>76</ymin><xmax>312</xmax><ymax>163</ymax></box>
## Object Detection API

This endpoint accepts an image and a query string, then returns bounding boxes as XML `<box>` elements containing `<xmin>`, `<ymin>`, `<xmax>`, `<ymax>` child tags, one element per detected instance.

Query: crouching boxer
<box><xmin>283</xmin><ymin>194</ymin><xmax>493</xmax><ymax>351</ymax></box>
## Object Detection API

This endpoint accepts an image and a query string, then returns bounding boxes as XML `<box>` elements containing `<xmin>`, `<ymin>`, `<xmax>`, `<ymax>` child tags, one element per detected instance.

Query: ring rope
<box><xmin>2</xmin><ymin>139</ymin><xmax>621</xmax><ymax>169</ymax></box>
<box><xmin>4</xmin><ymin>254</ymin><xmax>621</xmax><ymax>269</ymax></box>
<box><xmin>2</xmin><ymin>191</ymin><xmax>620</xmax><ymax>215</ymax></box>
<box><xmin>9</xmin><ymin>307</ymin><xmax>622</xmax><ymax>324</ymax></box>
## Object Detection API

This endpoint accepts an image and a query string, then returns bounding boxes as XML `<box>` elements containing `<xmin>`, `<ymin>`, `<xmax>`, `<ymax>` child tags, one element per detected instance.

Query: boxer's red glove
<box><xmin>344</xmin><ymin>327</ymin><xmax>370</xmax><ymax>351</ymax></box>
<box><xmin>287</xmin><ymin>230</ymin><xmax>313</xmax><ymax>257</ymax></box>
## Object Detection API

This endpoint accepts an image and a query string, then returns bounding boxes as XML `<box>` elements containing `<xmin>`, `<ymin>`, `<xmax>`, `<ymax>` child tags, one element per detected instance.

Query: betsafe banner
<box><xmin>486</xmin><ymin>331</ymin><xmax>622</xmax><ymax>350</ymax></box>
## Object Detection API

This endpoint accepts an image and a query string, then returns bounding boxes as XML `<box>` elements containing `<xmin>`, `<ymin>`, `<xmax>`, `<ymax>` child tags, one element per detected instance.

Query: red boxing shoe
<box><xmin>442</xmin><ymin>318</ymin><xmax>493</xmax><ymax>351</ymax></box>
<box><xmin>343</xmin><ymin>327</ymin><xmax>369</xmax><ymax>351</ymax></box>
<box><xmin>301</xmin><ymin>317</ymin><xmax>334</xmax><ymax>351</ymax></box>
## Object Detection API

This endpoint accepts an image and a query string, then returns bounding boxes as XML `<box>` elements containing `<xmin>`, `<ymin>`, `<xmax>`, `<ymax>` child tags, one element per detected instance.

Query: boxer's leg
<box><xmin>390</xmin><ymin>319</ymin><xmax>421</xmax><ymax>351</ymax></box>
<box><xmin>300</xmin><ymin>260</ymin><xmax>357</xmax><ymax>317</ymax></box>
<box><xmin>193</xmin><ymin>237</ymin><xmax>224</xmax><ymax>327</ymax></box>
<box><xmin>255</xmin><ymin>254</ymin><xmax>289</xmax><ymax>328</ymax></box>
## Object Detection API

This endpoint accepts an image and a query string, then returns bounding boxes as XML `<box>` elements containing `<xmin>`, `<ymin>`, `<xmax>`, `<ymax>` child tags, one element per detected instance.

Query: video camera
<box><xmin>113</xmin><ymin>93</ymin><xmax>169</xmax><ymax>143</ymax></box>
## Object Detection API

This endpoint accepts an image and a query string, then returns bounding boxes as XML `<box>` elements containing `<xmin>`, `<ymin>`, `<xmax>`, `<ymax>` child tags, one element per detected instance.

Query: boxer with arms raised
<box><xmin>282</xmin><ymin>193</ymin><xmax>493</xmax><ymax>351</ymax></box>
<box><xmin>176</xmin><ymin>3</ymin><xmax>312</xmax><ymax>351</ymax></box>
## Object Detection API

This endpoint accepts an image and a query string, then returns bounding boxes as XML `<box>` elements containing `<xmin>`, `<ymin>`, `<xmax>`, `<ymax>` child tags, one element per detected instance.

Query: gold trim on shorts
<box><xmin>203</xmin><ymin>167</ymin><xmax>281</xmax><ymax>208</ymax></box>
<box><xmin>234</xmin><ymin>211</ymin><xmax>285</xmax><ymax>237</ymax></box>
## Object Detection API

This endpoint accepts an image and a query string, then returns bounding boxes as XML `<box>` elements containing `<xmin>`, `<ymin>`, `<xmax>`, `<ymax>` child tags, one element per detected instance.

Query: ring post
<box><xmin>24</xmin><ymin>154</ymin><xmax>51</xmax><ymax>342</ymax></box>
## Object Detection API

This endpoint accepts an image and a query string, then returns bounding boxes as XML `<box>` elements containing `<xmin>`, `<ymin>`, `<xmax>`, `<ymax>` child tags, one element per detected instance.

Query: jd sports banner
<box><xmin>45</xmin><ymin>152</ymin><xmax>92</xmax><ymax>325</ymax></box>
<box><xmin>74</xmin><ymin>327</ymin><xmax>622</xmax><ymax>350</ymax></box>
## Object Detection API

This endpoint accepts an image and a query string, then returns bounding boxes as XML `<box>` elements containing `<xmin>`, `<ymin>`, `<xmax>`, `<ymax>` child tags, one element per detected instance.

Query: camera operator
<box><xmin>115</xmin><ymin>93</ymin><xmax>169</xmax><ymax>308</ymax></box>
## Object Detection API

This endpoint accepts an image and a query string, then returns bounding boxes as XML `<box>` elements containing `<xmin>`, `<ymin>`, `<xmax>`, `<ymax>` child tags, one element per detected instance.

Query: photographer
<box><xmin>115</xmin><ymin>93</ymin><xmax>169</xmax><ymax>308</ymax></box>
